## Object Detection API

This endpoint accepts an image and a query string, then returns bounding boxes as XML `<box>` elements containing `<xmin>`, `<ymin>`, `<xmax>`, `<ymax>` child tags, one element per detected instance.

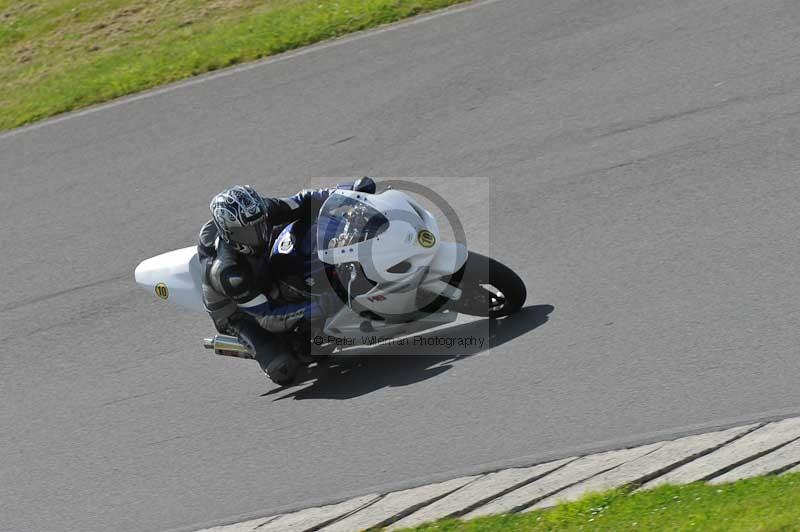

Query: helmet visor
<box><xmin>228</xmin><ymin>221</ymin><xmax>271</xmax><ymax>248</ymax></box>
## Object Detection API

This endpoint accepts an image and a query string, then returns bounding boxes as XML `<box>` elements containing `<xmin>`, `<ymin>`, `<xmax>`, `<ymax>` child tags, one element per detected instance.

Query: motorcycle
<box><xmin>134</xmin><ymin>187</ymin><xmax>527</xmax><ymax>384</ymax></box>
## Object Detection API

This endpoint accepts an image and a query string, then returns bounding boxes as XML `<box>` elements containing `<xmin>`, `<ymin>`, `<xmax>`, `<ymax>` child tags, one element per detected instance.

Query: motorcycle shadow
<box><xmin>265</xmin><ymin>304</ymin><xmax>554</xmax><ymax>401</ymax></box>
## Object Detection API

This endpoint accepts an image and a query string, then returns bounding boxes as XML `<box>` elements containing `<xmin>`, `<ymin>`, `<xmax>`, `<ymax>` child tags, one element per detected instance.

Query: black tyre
<box><xmin>449</xmin><ymin>252</ymin><xmax>526</xmax><ymax>318</ymax></box>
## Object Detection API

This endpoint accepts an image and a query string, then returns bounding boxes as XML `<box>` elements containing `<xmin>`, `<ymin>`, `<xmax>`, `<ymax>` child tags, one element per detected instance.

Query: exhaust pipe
<box><xmin>203</xmin><ymin>335</ymin><xmax>254</xmax><ymax>359</ymax></box>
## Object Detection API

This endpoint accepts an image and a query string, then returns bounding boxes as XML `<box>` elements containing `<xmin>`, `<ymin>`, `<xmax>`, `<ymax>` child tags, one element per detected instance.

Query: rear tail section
<box><xmin>134</xmin><ymin>246</ymin><xmax>205</xmax><ymax>311</ymax></box>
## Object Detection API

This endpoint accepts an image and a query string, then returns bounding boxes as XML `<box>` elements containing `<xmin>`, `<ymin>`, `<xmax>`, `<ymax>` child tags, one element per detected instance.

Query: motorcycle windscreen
<box><xmin>316</xmin><ymin>194</ymin><xmax>390</xmax><ymax>255</ymax></box>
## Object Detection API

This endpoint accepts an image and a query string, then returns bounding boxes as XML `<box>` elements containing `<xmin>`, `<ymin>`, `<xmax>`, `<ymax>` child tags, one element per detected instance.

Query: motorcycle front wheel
<box><xmin>448</xmin><ymin>252</ymin><xmax>527</xmax><ymax>318</ymax></box>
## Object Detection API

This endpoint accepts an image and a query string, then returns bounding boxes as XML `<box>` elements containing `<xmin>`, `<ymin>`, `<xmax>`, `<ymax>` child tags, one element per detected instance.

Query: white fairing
<box><xmin>428</xmin><ymin>241</ymin><xmax>468</xmax><ymax>277</ymax></box>
<box><xmin>317</xmin><ymin>190</ymin><xmax>468</xmax><ymax>319</ymax></box>
<box><xmin>134</xmin><ymin>246</ymin><xmax>205</xmax><ymax>311</ymax></box>
<box><xmin>318</xmin><ymin>190</ymin><xmax>443</xmax><ymax>279</ymax></box>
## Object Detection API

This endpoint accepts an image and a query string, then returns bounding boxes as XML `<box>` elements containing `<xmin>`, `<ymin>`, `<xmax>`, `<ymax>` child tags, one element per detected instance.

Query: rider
<box><xmin>197</xmin><ymin>177</ymin><xmax>376</xmax><ymax>385</ymax></box>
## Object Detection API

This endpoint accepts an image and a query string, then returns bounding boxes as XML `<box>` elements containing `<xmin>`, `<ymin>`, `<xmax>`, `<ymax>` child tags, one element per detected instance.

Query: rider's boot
<box><xmin>263</xmin><ymin>354</ymin><xmax>300</xmax><ymax>386</ymax></box>
<box><xmin>236</xmin><ymin>321</ymin><xmax>300</xmax><ymax>386</ymax></box>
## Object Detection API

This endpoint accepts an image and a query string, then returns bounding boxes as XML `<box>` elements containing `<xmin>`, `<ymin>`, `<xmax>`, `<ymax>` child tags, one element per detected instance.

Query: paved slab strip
<box><xmin>463</xmin><ymin>442</ymin><xmax>663</xmax><ymax>519</ymax></box>
<box><xmin>252</xmin><ymin>494</ymin><xmax>380</xmax><ymax>532</ymax></box>
<box><xmin>196</xmin><ymin>418</ymin><xmax>800</xmax><ymax>532</ymax></box>
<box><xmin>785</xmin><ymin>463</ymin><xmax>800</xmax><ymax>475</ymax></box>
<box><xmin>201</xmin><ymin>517</ymin><xmax>277</xmax><ymax>532</ymax></box>
<box><xmin>388</xmin><ymin>457</ymin><xmax>576</xmax><ymax>530</ymax></box>
<box><xmin>317</xmin><ymin>476</ymin><xmax>478</xmax><ymax>532</ymax></box>
<box><xmin>641</xmin><ymin>418</ymin><xmax>800</xmax><ymax>490</ymax></box>
<box><xmin>527</xmin><ymin>424</ymin><xmax>757</xmax><ymax>510</ymax></box>
<box><xmin>710</xmin><ymin>437</ymin><xmax>800</xmax><ymax>484</ymax></box>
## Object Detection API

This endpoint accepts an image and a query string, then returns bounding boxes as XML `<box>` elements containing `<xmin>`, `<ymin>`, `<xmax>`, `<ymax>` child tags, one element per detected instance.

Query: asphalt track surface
<box><xmin>3</xmin><ymin>0</ymin><xmax>800</xmax><ymax>530</ymax></box>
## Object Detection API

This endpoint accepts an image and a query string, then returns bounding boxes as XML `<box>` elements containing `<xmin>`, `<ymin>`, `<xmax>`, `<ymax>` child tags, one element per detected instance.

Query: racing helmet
<box><xmin>210</xmin><ymin>185</ymin><xmax>271</xmax><ymax>254</ymax></box>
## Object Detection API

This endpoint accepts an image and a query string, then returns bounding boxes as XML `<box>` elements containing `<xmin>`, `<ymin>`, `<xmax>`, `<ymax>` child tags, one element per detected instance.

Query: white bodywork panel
<box><xmin>134</xmin><ymin>246</ymin><xmax>205</xmax><ymax>312</ymax></box>
<box><xmin>316</xmin><ymin>190</ymin><xmax>468</xmax><ymax>320</ymax></box>
<box><xmin>428</xmin><ymin>242</ymin><xmax>468</xmax><ymax>278</ymax></box>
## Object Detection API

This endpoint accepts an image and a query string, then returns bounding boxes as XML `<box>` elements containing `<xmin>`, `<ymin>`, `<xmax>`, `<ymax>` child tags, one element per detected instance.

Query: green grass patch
<box><xmin>395</xmin><ymin>472</ymin><xmax>800</xmax><ymax>531</ymax></box>
<box><xmin>0</xmin><ymin>0</ymin><xmax>469</xmax><ymax>131</ymax></box>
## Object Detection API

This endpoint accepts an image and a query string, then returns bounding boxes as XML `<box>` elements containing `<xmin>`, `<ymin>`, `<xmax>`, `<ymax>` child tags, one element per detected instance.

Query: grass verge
<box><xmin>395</xmin><ymin>472</ymin><xmax>800</xmax><ymax>531</ymax></box>
<box><xmin>0</xmin><ymin>0</ymin><xmax>470</xmax><ymax>131</ymax></box>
